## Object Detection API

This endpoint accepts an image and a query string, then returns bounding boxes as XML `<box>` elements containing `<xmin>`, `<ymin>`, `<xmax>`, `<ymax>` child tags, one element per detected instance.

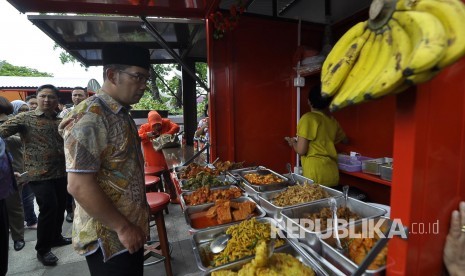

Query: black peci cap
<box><xmin>102</xmin><ymin>44</ymin><xmax>151</xmax><ymax>70</ymax></box>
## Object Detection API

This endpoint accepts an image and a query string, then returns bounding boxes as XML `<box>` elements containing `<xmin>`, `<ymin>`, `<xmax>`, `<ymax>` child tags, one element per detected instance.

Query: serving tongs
<box><xmin>182</xmin><ymin>142</ymin><xmax>210</xmax><ymax>167</ymax></box>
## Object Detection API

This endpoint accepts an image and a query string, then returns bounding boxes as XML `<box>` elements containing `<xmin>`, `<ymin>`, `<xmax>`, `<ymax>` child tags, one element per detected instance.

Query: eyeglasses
<box><xmin>119</xmin><ymin>70</ymin><xmax>151</xmax><ymax>83</ymax></box>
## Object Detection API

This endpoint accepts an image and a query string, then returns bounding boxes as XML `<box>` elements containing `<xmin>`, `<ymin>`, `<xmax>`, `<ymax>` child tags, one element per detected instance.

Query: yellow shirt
<box><xmin>297</xmin><ymin>111</ymin><xmax>346</xmax><ymax>186</ymax></box>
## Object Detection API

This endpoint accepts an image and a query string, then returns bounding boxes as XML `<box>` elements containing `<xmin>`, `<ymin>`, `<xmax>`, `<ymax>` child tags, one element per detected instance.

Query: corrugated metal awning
<box><xmin>0</xmin><ymin>76</ymin><xmax>100</xmax><ymax>92</ymax></box>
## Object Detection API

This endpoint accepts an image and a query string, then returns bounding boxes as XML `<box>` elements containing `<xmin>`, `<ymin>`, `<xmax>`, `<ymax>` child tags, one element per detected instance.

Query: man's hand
<box><xmin>444</xmin><ymin>201</ymin><xmax>465</xmax><ymax>276</ymax></box>
<box><xmin>116</xmin><ymin>223</ymin><xmax>147</xmax><ymax>254</ymax></box>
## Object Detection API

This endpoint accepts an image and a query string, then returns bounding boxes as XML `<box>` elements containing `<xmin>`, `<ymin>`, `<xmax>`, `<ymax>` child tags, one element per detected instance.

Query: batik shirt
<box><xmin>61</xmin><ymin>91</ymin><xmax>149</xmax><ymax>261</ymax></box>
<box><xmin>0</xmin><ymin>109</ymin><xmax>65</xmax><ymax>181</ymax></box>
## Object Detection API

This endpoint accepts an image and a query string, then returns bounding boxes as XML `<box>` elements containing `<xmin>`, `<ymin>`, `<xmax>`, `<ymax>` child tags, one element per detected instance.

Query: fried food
<box><xmin>243</xmin><ymin>173</ymin><xmax>284</xmax><ymax>185</ymax></box>
<box><xmin>205</xmin><ymin>200</ymin><xmax>256</xmax><ymax>225</ymax></box>
<box><xmin>212</xmin><ymin>241</ymin><xmax>315</xmax><ymax>276</ymax></box>
<box><xmin>183</xmin><ymin>186</ymin><xmax>242</xmax><ymax>206</ymax></box>
<box><xmin>347</xmin><ymin>230</ymin><xmax>388</xmax><ymax>270</ymax></box>
<box><xmin>272</xmin><ymin>183</ymin><xmax>329</xmax><ymax>207</ymax></box>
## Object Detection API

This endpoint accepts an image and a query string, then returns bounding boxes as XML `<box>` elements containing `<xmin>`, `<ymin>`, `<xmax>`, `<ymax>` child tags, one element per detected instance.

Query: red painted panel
<box><xmin>209</xmin><ymin>16</ymin><xmax>323</xmax><ymax>173</ymax></box>
<box><xmin>389</xmin><ymin>57</ymin><xmax>465</xmax><ymax>275</ymax></box>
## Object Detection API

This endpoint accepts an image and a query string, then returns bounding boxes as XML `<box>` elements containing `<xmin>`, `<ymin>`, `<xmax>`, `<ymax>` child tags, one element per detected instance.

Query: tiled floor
<box><xmin>6</xmin><ymin>202</ymin><xmax>203</xmax><ymax>276</ymax></box>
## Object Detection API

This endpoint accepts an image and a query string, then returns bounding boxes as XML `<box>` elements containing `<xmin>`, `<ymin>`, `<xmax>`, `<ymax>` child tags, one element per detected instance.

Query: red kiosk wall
<box><xmin>209</xmin><ymin>16</ymin><xmax>323</xmax><ymax>173</ymax></box>
<box><xmin>389</xmin><ymin>57</ymin><xmax>465</xmax><ymax>275</ymax></box>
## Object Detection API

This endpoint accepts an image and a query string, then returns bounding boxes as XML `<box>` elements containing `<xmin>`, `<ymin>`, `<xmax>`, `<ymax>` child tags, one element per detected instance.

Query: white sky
<box><xmin>0</xmin><ymin>1</ymin><xmax>103</xmax><ymax>83</ymax></box>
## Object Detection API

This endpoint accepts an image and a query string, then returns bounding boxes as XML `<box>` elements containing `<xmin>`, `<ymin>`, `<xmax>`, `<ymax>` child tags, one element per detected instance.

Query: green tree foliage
<box><xmin>0</xmin><ymin>60</ymin><xmax>52</xmax><ymax>77</ymax></box>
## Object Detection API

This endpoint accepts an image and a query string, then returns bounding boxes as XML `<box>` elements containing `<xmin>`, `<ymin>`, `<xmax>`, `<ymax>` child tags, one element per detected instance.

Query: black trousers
<box><xmin>85</xmin><ymin>248</ymin><xmax>144</xmax><ymax>276</ymax></box>
<box><xmin>29</xmin><ymin>177</ymin><xmax>67</xmax><ymax>255</ymax></box>
<box><xmin>0</xmin><ymin>199</ymin><xmax>9</xmax><ymax>276</ymax></box>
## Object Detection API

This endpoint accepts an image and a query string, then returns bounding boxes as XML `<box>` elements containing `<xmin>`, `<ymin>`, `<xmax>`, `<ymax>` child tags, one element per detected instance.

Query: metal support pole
<box><xmin>140</xmin><ymin>17</ymin><xmax>210</xmax><ymax>92</ymax></box>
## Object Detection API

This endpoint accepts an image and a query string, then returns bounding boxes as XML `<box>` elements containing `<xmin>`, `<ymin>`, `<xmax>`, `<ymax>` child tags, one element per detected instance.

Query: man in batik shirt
<box><xmin>60</xmin><ymin>44</ymin><xmax>151</xmax><ymax>276</ymax></box>
<box><xmin>0</xmin><ymin>84</ymin><xmax>70</xmax><ymax>266</ymax></box>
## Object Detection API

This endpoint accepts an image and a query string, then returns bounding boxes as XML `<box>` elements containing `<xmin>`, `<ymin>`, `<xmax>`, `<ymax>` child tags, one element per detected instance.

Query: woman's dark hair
<box><xmin>25</xmin><ymin>94</ymin><xmax>36</xmax><ymax>102</ymax></box>
<box><xmin>0</xmin><ymin>96</ymin><xmax>13</xmax><ymax>115</ymax></box>
<box><xmin>37</xmin><ymin>84</ymin><xmax>60</xmax><ymax>97</ymax></box>
<box><xmin>308</xmin><ymin>84</ymin><xmax>332</xmax><ymax>109</ymax></box>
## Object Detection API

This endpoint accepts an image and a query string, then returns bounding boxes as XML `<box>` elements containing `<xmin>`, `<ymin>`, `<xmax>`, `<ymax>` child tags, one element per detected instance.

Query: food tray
<box><xmin>379</xmin><ymin>163</ymin><xmax>393</xmax><ymax>181</ymax></box>
<box><xmin>179</xmin><ymin>185</ymin><xmax>243</xmax><ymax>210</ymax></box>
<box><xmin>362</xmin><ymin>158</ymin><xmax>393</xmax><ymax>175</ymax></box>
<box><xmin>226</xmin><ymin>166</ymin><xmax>262</xmax><ymax>183</ymax></box>
<box><xmin>184</xmin><ymin>196</ymin><xmax>266</xmax><ymax>233</ymax></box>
<box><xmin>191</xmin><ymin>217</ymin><xmax>285</xmax><ymax>271</ymax></box>
<box><xmin>238</xmin><ymin>168</ymin><xmax>290</xmax><ymax>192</ymax></box>
<box><xmin>258</xmin><ymin>179</ymin><xmax>342</xmax><ymax>221</ymax></box>
<box><xmin>179</xmin><ymin>174</ymin><xmax>235</xmax><ymax>192</ymax></box>
<box><xmin>320</xmin><ymin>217</ymin><xmax>392</xmax><ymax>275</ymax></box>
<box><xmin>281</xmin><ymin>196</ymin><xmax>387</xmax><ymax>251</ymax></box>
<box><xmin>204</xmin><ymin>239</ymin><xmax>329</xmax><ymax>276</ymax></box>
<box><xmin>337</xmin><ymin>154</ymin><xmax>373</xmax><ymax>172</ymax></box>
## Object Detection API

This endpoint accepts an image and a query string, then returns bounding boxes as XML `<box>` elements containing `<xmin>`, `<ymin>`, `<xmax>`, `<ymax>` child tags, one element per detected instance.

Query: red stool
<box><xmin>144</xmin><ymin>165</ymin><xmax>165</xmax><ymax>176</ymax></box>
<box><xmin>145</xmin><ymin>175</ymin><xmax>160</xmax><ymax>192</ymax></box>
<box><xmin>145</xmin><ymin>192</ymin><xmax>173</xmax><ymax>276</ymax></box>
<box><xmin>145</xmin><ymin>165</ymin><xmax>166</xmax><ymax>193</ymax></box>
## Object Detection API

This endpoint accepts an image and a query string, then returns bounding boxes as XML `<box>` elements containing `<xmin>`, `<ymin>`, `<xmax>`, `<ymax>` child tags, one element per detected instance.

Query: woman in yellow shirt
<box><xmin>286</xmin><ymin>84</ymin><xmax>348</xmax><ymax>186</ymax></box>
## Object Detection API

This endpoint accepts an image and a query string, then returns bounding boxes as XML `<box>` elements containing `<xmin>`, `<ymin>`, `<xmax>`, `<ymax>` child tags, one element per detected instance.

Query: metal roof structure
<box><xmin>0</xmin><ymin>76</ymin><xmax>101</xmax><ymax>92</ymax></box>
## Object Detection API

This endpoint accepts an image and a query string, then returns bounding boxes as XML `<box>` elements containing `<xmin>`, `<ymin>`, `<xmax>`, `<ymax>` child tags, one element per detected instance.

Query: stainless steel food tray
<box><xmin>190</xmin><ymin>217</ymin><xmax>285</xmax><ymax>271</ymax></box>
<box><xmin>184</xmin><ymin>196</ymin><xmax>266</xmax><ymax>233</ymax></box>
<box><xmin>180</xmin><ymin>174</ymin><xmax>235</xmax><ymax>192</ymax></box>
<box><xmin>203</xmin><ymin>238</ymin><xmax>329</xmax><ymax>276</ymax></box>
<box><xmin>238</xmin><ymin>168</ymin><xmax>290</xmax><ymax>192</ymax></box>
<box><xmin>258</xmin><ymin>182</ymin><xmax>342</xmax><ymax>221</ymax></box>
<box><xmin>226</xmin><ymin>166</ymin><xmax>262</xmax><ymax>183</ymax></box>
<box><xmin>179</xmin><ymin>185</ymin><xmax>243</xmax><ymax>210</ymax></box>
<box><xmin>320</xmin><ymin>217</ymin><xmax>392</xmax><ymax>275</ymax></box>
<box><xmin>281</xmin><ymin>196</ymin><xmax>387</xmax><ymax>251</ymax></box>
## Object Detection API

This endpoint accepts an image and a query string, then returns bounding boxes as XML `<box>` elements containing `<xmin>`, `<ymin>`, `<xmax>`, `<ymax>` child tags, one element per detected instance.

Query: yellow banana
<box><xmin>321</xmin><ymin>21</ymin><xmax>367</xmax><ymax>88</ymax></box>
<box><xmin>365</xmin><ymin>20</ymin><xmax>412</xmax><ymax>100</ymax></box>
<box><xmin>396</xmin><ymin>0</ymin><xmax>414</xmax><ymax>10</ymax></box>
<box><xmin>405</xmin><ymin>70</ymin><xmax>440</xmax><ymax>85</ymax></box>
<box><xmin>347</xmin><ymin>27</ymin><xmax>393</xmax><ymax>106</ymax></box>
<box><xmin>321</xmin><ymin>21</ymin><xmax>369</xmax><ymax>98</ymax></box>
<box><xmin>329</xmin><ymin>31</ymin><xmax>377</xmax><ymax>111</ymax></box>
<box><xmin>392</xmin><ymin>11</ymin><xmax>447</xmax><ymax>76</ymax></box>
<box><xmin>412</xmin><ymin>0</ymin><xmax>465</xmax><ymax>69</ymax></box>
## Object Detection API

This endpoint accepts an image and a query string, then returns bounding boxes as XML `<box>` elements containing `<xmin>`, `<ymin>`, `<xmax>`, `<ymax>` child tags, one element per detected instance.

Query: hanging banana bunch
<box><xmin>321</xmin><ymin>0</ymin><xmax>465</xmax><ymax>112</ymax></box>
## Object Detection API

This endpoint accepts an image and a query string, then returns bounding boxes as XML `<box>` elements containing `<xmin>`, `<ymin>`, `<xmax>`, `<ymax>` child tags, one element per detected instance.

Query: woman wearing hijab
<box><xmin>11</xmin><ymin>100</ymin><xmax>30</xmax><ymax>115</ymax></box>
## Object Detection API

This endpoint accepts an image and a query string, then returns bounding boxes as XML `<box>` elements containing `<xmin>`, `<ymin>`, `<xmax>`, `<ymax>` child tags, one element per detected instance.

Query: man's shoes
<box><xmin>66</xmin><ymin>212</ymin><xmax>74</xmax><ymax>223</ymax></box>
<box><xmin>51</xmin><ymin>236</ymin><xmax>72</xmax><ymax>247</ymax></box>
<box><xmin>37</xmin><ymin>252</ymin><xmax>58</xmax><ymax>266</ymax></box>
<box><xmin>13</xmin><ymin>240</ymin><xmax>25</xmax><ymax>251</ymax></box>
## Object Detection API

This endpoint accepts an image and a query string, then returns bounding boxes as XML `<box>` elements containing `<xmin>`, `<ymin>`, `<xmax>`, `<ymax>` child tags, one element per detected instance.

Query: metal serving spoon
<box><xmin>286</xmin><ymin>163</ymin><xmax>296</xmax><ymax>184</ymax></box>
<box><xmin>329</xmin><ymin>197</ymin><xmax>346</xmax><ymax>255</ymax></box>
<box><xmin>210</xmin><ymin>233</ymin><xmax>232</xmax><ymax>253</ymax></box>
<box><xmin>343</xmin><ymin>185</ymin><xmax>349</xmax><ymax>208</ymax></box>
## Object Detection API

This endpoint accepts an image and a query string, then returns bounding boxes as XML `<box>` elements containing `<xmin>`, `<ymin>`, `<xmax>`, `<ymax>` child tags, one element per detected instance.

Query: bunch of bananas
<box><xmin>321</xmin><ymin>0</ymin><xmax>465</xmax><ymax>112</ymax></box>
